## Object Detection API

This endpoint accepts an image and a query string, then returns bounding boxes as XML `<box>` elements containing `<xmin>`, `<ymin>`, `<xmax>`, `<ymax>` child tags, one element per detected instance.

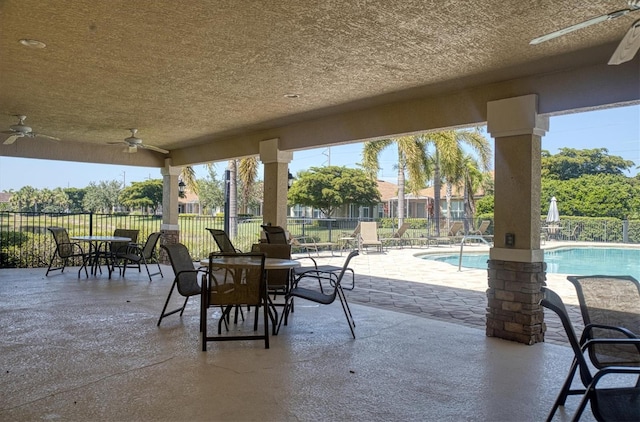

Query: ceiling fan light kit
<box><xmin>530</xmin><ymin>0</ymin><xmax>640</xmax><ymax>65</ymax></box>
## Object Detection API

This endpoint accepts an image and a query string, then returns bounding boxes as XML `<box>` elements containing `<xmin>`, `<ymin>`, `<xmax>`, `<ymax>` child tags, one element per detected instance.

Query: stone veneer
<box><xmin>159</xmin><ymin>229</ymin><xmax>179</xmax><ymax>264</ymax></box>
<box><xmin>486</xmin><ymin>259</ymin><xmax>546</xmax><ymax>345</ymax></box>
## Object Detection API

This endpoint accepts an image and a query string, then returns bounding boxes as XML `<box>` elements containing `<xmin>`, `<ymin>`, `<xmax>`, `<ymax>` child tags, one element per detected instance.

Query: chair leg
<box><xmin>337</xmin><ymin>287</ymin><xmax>356</xmax><ymax>339</ymax></box>
<box><xmin>178</xmin><ymin>296</ymin><xmax>190</xmax><ymax>316</ymax></box>
<box><xmin>157</xmin><ymin>282</ymin><xmax>177</xmax><ymax>326</ymax></box>
<box><xmin>546</xmin><ymin>358</ymin><xmax>582</xmax><ymax>422</ymax></box>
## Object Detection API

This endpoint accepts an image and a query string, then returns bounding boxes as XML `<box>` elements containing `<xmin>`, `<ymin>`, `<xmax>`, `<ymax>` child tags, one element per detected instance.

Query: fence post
<box><xmin>89</xmin><ymin>212</ymin><xmax>94</xmax><ymax>236</ymax></box>
<box><xmin>623</xmin><ymin>219</ymin><xmax>629</xmax><ymax>243</ymax></box>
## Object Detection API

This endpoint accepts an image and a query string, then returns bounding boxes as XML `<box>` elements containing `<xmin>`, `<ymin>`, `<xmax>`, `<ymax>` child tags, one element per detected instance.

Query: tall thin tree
<box><xmin>362</xmin><ymin>136</ymin><xmax>430</xmax><ymax>227</ymax></box>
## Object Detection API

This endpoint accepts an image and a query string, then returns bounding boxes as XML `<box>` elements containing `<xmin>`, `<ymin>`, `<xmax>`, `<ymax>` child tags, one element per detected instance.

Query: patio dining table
<box><xmin>71</xmin><ymin>235</ymin><xmax>132</xmax><ymax>278</ymax></box>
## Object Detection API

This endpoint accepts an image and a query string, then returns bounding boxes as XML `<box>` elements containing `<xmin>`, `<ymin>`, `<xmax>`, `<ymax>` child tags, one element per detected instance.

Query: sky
<box><xmin>0</xmin><ymin>104</ymin><xmax>638</xmax><ymax>191</ymax></box>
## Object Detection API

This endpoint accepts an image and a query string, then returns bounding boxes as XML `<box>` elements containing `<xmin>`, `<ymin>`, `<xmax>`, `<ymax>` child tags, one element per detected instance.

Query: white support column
<box><xmin>160</xmin><ymin>159</ymin><xmax>181</xmax><ymax>254</ymax></box>
<box><xmin>485</xmin><ymin>94</ymin><xmax>549</xmax><ymax>345</ymax></box>
<box><xmin>259</xmin><ymin>138</ymin><xmax>293</xmax><ymax>229</ymax></box>
<box><xmin>487</xmin><ymin>94</ymin><xmax>548</xmax><ymax>263</ymax></box>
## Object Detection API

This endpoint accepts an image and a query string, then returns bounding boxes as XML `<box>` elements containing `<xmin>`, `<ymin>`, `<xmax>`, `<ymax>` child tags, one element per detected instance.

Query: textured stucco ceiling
<box><xmin>0</xmin><ymin>0</ymin><xmax>639</xmax><ymax>167</ymax></box>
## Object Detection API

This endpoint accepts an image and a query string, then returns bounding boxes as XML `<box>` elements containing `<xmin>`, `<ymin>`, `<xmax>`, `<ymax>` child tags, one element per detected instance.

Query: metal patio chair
<box><xmin>46</xmin><ymin>226</ymin><xmax>89</xmax><ymax>278</ymax></box>
<box><xmin>202</xmin><ymin>252</ymin><xmax>269</xmax><ymax>350</ymax></box>
<box><xmin>157</xmin><ymin>243</ymin><xmax>205</xmax><ymax>326</ymax></box>
<box><xmin>540</xmin><ymin>286</ymin><xmax>640</xmax><ymax>421</ymax></box>
<box><xmin>278</xmin><ymin>250</ymin><xmax>359</xmax><ymax>338</ymax></box>
<box><xmin>543</xmin><ymin>275</ymin><xmax>640</xmax><ymax>419</ymax></box>
<box><xmin>115</xmin><ymin>232</ymin><xmax>164</xmax><ymax>281</ymax></box>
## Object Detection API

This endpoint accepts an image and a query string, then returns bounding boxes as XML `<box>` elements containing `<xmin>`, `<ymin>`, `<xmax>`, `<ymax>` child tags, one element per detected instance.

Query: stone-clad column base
<box><xmin>159</xmin><ymin>227</ymin><xmax>179</xmax><ymax>264</ymax></box>
<box><xmin>486</xmin><ymin>259</ymin><xmax>547</xmax><ymax>345</ymax></box>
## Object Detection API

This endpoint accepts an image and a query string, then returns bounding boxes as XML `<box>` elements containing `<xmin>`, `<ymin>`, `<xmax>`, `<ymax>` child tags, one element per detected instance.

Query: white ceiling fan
<box><xmin>108</xmin><ymin>128</ymin><xmax>169</xmax><ymax>154</ymax></box>
<box><xmin>2</xmin><ymin>115</ymin><xmax>60</xmax><ymax>145</ymax></box>
<box><xmin>530</xmin><ymin>0</ymin><xmax>640</xmax><ymax>65</ymax></box>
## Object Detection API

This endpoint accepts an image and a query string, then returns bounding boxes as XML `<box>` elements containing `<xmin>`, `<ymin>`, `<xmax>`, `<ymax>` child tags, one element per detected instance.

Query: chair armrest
<box><xmin>582</xmin><ymin>323</ymin><xmax>639</xmax><ymax>341</ymax></box>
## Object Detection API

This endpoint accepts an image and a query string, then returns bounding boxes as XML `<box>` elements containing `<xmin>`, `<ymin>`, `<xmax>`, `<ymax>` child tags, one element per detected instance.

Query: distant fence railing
<box><xmin>1</xmin><ymin>211</ymin><xmax>638</xmax><ymax>268</ymax></box>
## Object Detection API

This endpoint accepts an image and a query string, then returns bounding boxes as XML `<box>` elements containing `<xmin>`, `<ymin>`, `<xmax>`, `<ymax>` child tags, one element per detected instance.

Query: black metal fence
<box><xmin>1</xmin><ymin>211</ymin><xmax>639</xmax><ymax>268</ymax></box>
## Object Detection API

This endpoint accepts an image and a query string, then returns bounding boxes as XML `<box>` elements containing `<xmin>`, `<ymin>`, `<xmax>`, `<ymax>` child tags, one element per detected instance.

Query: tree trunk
<box><xmin>227</xmin><ymin>160</ymin><xmax>238</xmax><ymax>237</ymax></box>
<box><xmin>397</xmin><ymin>149</ymin><xmax>405</xmax><ymax>228</ymax></box>
<box><xmin>433</xmin><ymin>149</ymin><xmax>441</xmax><ymax>235</ymax></box>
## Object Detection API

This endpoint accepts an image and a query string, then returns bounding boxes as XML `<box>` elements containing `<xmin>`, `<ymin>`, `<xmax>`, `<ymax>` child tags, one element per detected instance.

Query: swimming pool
<box><xmin>421</xmin><ymin>247</ymin><xmax>640</xmax><ymax>277</ymax></box>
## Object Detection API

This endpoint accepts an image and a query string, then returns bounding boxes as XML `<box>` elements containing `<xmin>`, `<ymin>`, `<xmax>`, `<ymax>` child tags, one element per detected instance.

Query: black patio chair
<box><xmin>115</xmin><ymin>232</ymin><xmax>164</xmax><ymax>281</ymax></box>
<box><xmin>202</xmin><ymin>252</ymin><xmax>269</xmax><ymax>350</ymax></box>
<box><xmin>278</xmin><ymin>250</ymin><xmax>358</xmax><ymax>338</ymax></box>
<box><xmin>157</xmin><ymin>243</ymin><xmax>206</xmax><ymax>326</ymax></box>
<box><xmin>540</xmin><ymin>286</ymin><xmax>640</xmax><ymax>421</ymax></box>
<box><xmin>206</xmin><ymin>228</ymin><xmax>242</xmax><ymax>253</ymax></box>
<box><xmin>261</xmin><ymin>225</ymin><xmax>289</xmax><ymax>244</ymax></box>
<box><xmin>46</xmin><ymin>226</ymin><xmax>89</xmax><ymax>278</ymax></box>
<box><xmin>544</xmin><ymin>275</ymin><xmax>640</xmax><ymax>419</ymax></box>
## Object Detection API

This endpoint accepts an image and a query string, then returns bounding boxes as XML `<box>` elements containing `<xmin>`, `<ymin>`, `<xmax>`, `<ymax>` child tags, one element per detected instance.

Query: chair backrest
<box><xmin>111</xmin><ymin>228</ymin><xmax>139</xmax><ymax>252</ymax></box>
<box><xmin>476</xmin><ymin>220</ymin><xmax>490</xmax><ymax>234</ymax></box>
<box><xmin>206</xmin><ymin>228</ymin><xmax>238</xmax><ymax>253</ymax></box>
<box><xmin>251</xmin><ymin>243</ymin><xmax>291</xmax><ymax>289</ymax></box>
<box><xmin>207</xmin><ymin>252</ymin><xmax>266</xmax><ymax>306</ymax></box>
<box><xmin>141</xmin><ymin>232</ymin><xmax>162</xmax><ymax>260</ymax></box>
<box><xmin>161</xmin><ymin>243</ymin><xmax>200</xmax><ymax>296</ymax></box>
<box><xmin>393</xmin><ymin>222</ymin><xmax>410</xmax><ymax>238</ymax></box>
<box><xmin>567</xmin><ymin>275</ymin><xmax>640</xmax><ymax>367</ymax></box>
<box><xmin>540</xmin><ymin>287</ymin><xmax>594</xmax><ymax>388</ymax></box>
<box><xmin>261</xmin><ymin>225</ymin><xmax>289</xmax><ymax>244</ymax></box>
<box><xmin>447</xmin><ymin>221</ymin><xmax>463</xmax><ymax>236</ymax></box>
<box><xmin>345</xmin><ymin>222</ymin><xmax>361</xmax><ymax>238</ymax></box>
<box><xmin>360</xmin><ymin>222</ymin><xmax>378</xmax><ymax>240</ymax></box>
<box><xmin>47</xmin><ymin>226</ymin><xmax>74</xmax><ymax>258</ymax></box>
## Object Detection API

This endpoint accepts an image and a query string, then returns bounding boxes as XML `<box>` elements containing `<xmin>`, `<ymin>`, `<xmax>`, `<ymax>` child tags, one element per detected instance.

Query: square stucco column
<box><xmin>486</xmin><ymin>95</ymin><xmax>549</xmax><ymax>345</ymax></box>
<box><xmin>160</xmin><ymin>160</ymin><xmax>181</xmax><ymax>263</ymax></box>
<box><xmin>260</xmin><ymin>139</ymin><xmax>293</xmax><ymax>229</ymax></box>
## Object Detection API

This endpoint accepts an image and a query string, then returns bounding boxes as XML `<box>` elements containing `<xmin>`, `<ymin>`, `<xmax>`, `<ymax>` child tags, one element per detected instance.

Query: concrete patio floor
<box><xmin>0</xmin><ymin>244</ymin><xmax>602</xmax><ymax>421</ymax></box>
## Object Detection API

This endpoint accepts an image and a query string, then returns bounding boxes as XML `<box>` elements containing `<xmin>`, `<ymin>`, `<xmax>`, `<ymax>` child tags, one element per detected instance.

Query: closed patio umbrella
<box><xmin>546</xmin><ymin>197</ymin><xmax>560</xmax><ymax>223</ymax></box>
<box><xmin>546</xmin><ymin>197</ymin><xmax>560</xmax><ymax>240</ymax></box>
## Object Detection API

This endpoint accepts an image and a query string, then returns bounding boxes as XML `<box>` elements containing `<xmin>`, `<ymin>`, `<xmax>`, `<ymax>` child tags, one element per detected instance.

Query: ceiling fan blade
<box><xmin>530</xmin><ymin>4</ymin><xmax>640</xmax><ymax>46</ymax></box>
<box><xmin>32</xmin><ymin>133</ymin><xmax>60</xmax><ymax>141</ymax></box>
<box><xmin>530</xmin><ymin>14</ymin><xmax>613</xmax><ymax>45</ymax></box>
<box><xmin>609</xmin><ymin>19</ymin><xmax>640</xmax><ymax>64</ymax></box>
<box><xmin>3</xmin><ymin>134</ymin><xmax>20</xmax><ymax>145</ymax></box>
<box><xmin>140</xmin><ymin>144</ymin><xmax>169</xmax><ymax>154</ymax></box>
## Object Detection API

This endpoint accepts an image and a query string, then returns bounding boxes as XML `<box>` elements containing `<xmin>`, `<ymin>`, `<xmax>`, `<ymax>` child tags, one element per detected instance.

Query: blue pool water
<box><xmin>421</xmin><ymin>247</ymin><xmax>640</xmax><ymax>277</ymax></box>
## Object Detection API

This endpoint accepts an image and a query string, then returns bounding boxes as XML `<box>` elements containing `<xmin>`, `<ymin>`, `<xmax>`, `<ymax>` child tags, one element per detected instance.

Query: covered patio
<box><xmin>2</xmin><ymin>246</ymin><xmax>598</xmax><ymax>421</ymax></box>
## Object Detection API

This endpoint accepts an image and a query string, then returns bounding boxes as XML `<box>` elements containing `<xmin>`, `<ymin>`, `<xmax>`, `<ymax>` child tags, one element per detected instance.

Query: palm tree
<box><xmin>456</xmin><ymin>154</ymin><xmax>490</xmax><ymax>232</ymax></box>
<box><xmin>362</xmin><ymin>136</ymin><xmax>430</xmax><ymax>227</ymax></box>
<box><xmin>180</xmin><ymin>166</ymin><xmax>198</xmax><ymax>196</ymax></box>
<box><xmin>423</xmin><ymin>129</ymin><xmax>491</xmax><ymax>235</ymax></box>
<box><xmin>237</xmin><ymin>157</ymin><xmax>259</xmax><ymax>214</ymax></box>
<box><xmin>227</xmin><ymin>156</ymin><xmax>260</xmax><ymax>236</ymax></box>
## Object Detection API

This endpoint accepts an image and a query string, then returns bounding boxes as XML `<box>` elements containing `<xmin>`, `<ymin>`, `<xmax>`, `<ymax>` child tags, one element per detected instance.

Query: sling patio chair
<box><xmin>540</xmin><ymin>286</ymin><xmax>640</xmax><ymax>422</ymax></box>
<box><xmin>381</xmin><ymin>222</ymin><xmax>411</xmax><ymax>249</ymax></box>
<box><xmin>206</xmin><ymin>228</ymin><xmax>242</xmax><ymax>253</ymax></box>
<box><xmin>261</xmin><ymin>225</ymin><xmax>289</xmax><ymax>244</ymax></box>
<box><xmin>251</xmin><ymin>243</ymin><xmax>294</xmax><ymax>333</ymax></box>
<box><xmin>106</xmin><ymin>228</ymin><xmax>139</xmax><ymax>274</ymax></box>
<box><xmin>338</xmin><ymin>222</ymin><xmax>361</xmax><ymax>253</ymax></box>
<box><xmin>202</xmin><ymin>252</ymin><xmax>270</xmax><ymax>350</ymax></box>
<box><xmin>115</xmin><ymin>232</ymin><xmax>164</xmax><ymax>281</ymax></box>
<box><xmin>358</xmin><ymin>222</ymin><xmax>383</xmax><ymax>253</ymax></box>
<box><xmin>278</xmin><ymin>250</ymin><xmax>359</xmax><ymax>339</ymax></box>
<box><xmin>290</xmin><ymin>235</ymin><xmax>337</xmax><ymax>257</ymax></box>
<box><xmin>428</xmin><ymin>221</ymin><xmax>464</xmax><ymax>246</ymax></box>
<box><xmin>46</xmin><ymin>226</ymin><xmax>90</xmax><ymax>278</ymax></box>
<box><xmin>543</xmin><ymin>275</ymin><xmax>640</xmax><ymax>420</ymax></box>
<box><xmin>157</xmin><ymin>243</ymin><xmax>206</xmax><ymax>327</ymax></box>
